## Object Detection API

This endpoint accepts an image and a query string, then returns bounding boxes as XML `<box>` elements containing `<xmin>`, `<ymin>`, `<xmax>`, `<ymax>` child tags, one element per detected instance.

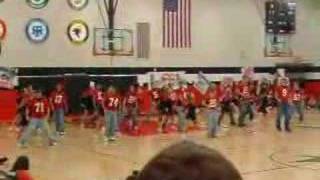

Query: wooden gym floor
<box><xmin>1</xmin><ymin>111</ymin><xmax>320</xmax><ymax>180</ymax></box>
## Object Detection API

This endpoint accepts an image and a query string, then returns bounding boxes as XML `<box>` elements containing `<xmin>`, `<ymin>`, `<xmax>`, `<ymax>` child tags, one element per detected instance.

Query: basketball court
<box><xmin>0</xmin><ymin>0</ymin><xmax>320</xmax><ymax>180</ymax></box>
<box><xmin>0</xmin><ymin>112</ymin><xmax>320</xmax><ymax>180</ymax></box>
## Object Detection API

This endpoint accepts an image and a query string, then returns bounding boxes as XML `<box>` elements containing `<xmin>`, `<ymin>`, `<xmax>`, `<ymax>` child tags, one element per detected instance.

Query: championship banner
<box><xmin>26</xmin><ymin>0</ymin><xmax>49</xmax><ymax>9</ymax></box>
<box><xmin>67</xmin><ymin>0</ymin><xmax>89</xmax><ymax>10</ymax></box>
<box><xmin>26</xmin><ymin>18</ymin><xmax>49</xmax><ymax>43</ymax></box>
<box><xmin>0</xmin><ymin>19</ymin><xmax>7</xmax><ymax>40</ymax></box>
<box><xmin>0</xmin><ymin>67</ymin><xmax>16</xmax><ymax>89</ymax></box>
<box><xmin>67</xmin><ymin>20</ymin><xmax>89</xmax><ymax>44</ymax></box>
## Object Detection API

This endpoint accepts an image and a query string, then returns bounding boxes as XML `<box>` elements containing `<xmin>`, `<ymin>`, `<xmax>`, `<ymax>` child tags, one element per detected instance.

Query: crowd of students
<box><xmin>11</xmin><ymin>70</ymin><xmax>318</xmax><ymax>147</ymax></box>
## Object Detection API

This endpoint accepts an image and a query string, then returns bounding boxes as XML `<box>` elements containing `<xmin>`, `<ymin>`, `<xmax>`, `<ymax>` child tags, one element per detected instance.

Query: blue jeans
<box><xmin>53</xmin><ymin>108</ymin><xmax>65</xmax><ymax>133</ymax></box>
<box><xmin>176</xmin><ymin>106</ymin><xmax>186</xmax><ymax>132</ymax></box>
<box><xmin>105</xmin><ymin>111</ymin><xmax>118</xmax><ymax>138</ymax></box>
<box><xmin>207</xmin><ymin>109</ymin><xmax>220</xmax><ymax>136</ymax></box>
<box><xmin>293</xmin><ymin>101</ymin><xmax>304</xmax><ymax>121</ymax></box>
<box><xmin>238</xmin><ymin>101</ymin><xmax>254</xmax><ymax>126</ymax></box>
<box><xmin>19</xmin><ymin>118</ymin><xmax>55</xmax><ymax>145</ymax></box>
<box><xmin>276</xmin><ymin>102</ymin><xmax>291</xmax><ymax>128</ymax></box>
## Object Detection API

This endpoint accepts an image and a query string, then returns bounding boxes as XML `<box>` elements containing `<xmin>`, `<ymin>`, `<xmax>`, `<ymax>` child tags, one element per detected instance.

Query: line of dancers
<box><xmin>12</xmin><ymin>70</ymin><xmax>308</xmax><ymax>148</ymax></box>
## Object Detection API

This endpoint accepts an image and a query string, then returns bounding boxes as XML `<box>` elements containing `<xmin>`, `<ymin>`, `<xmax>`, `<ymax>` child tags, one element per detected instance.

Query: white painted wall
<box><xmin>0</xmin><ymin>0</ymin><xmax>319</xmax><ymax>67</ymax></box>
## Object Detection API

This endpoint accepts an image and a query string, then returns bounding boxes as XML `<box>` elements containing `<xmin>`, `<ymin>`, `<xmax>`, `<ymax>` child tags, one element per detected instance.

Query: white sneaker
<box><xmin>109</xmin><ymin>137</ymin><xmax>116</xmax><ymax>142</ymax></box>
<box><xmin>49</xmin><ymin>140</ymin><xmax>57</xmax><ymax>147</ymax></box>
<box><xmin>59</xmin><ymin>132</ymin><xmax>65</xmax><ymax>136</ymax></box>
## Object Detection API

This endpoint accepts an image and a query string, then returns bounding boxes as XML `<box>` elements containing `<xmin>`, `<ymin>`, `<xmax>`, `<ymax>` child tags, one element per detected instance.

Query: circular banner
<box><xmin>26</xmin><ymin>18</ymin><xmax>49</xmax><ymax>43</ymax></box>
<box><xmin>67</xmin><ymin>20</ymin><xmax>89</xmax><ymax>44</ymax></box>
<box><xmin>26</xmin><ymin>0</ymin><xmax>49</xmax><ymax>9</ymax></box>
<box><xmin>67</xmin><ymin>0</ymin><xmax>89</xmax><ymax>10</ymax></box>
<box><xmin>0</xmin><ymin>19</ymin><xmax>7</xmax><ymax>40</ymax></box>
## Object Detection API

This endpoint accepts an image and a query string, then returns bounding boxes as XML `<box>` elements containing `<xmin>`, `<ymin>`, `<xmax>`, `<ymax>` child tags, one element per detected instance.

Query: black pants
<box><xmin>186</xmin><ymin>105</ymin><xmax>196</xmax><ymax>121</ymax></box>
<box><xmin>219</xmin><ymin>102</ymin><xmax>235</xmax><ymax>125</ymax></box>
<box><xmin>259</xmin><ymin>96</ymin><xmax>268</xmax><ymax>115</ymax></box>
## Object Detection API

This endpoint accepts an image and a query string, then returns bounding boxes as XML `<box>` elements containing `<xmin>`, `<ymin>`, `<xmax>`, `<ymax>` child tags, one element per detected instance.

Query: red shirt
<box><xmin>151</xmin><ymin>88</ymin><xmax>160</xmax><ymax>101</ymax></box>
<box><xmin>94</xmin><ymin>90</ymin><xmax>104</xmax><ymax>105</ymax></box>
<box><xmin>104</xmin><ymin>93</ymin><xmax>120</xmax><ymax>111</ymax></box>
<box><xmin>292</xmin><ymin>90</ymin><xmax>303</xmax><ymax>102</ymax></box>
<box><xmin>138</xmin><ymin>88</ymin><xmax>152</xmax><ymax>114</ymax></box>
<box><xmin>28</xmin><ymin>98</ymin><xmax>50</xmax><ymax>119</ymax></box>
<box><xmin>276</xmin><ymin>86</ymin><xmax>291</xmax><ymax>103</ymax></box>
<box><xmin>88</xmin><ymin>87</ymin><xmax>97</xmax><ymax>97</ymax></box>
<box><xmin>239</xmin><ymin>85</ymin><xmax>250</xmax><ymax>99</ymax></box>
<box><xmin>186</xmin><ymin>86</ymin><xmax>203</xmax><ymax>106</ymax></box>
<box><xmin>16</xmin><ymin>170</ymin><xmax>33</xmax><ymax>180</ymax></box>
<box><xmin>50</xmin><ymin>90</ymin><xmax>67</xmax><ymax>109</ymax></box>
<box><xmin>205</xmin><ymin>89</ymin><xmax>220</xmax><ymax>109</ymax></box>
<box><xmin>126</xmin><ymin>92</ymin><xmax>137</xmax><ymax>107</ymax></box>
<box><xmin>221</xmin><ymin>88</ymin><xmax>233</xmax><ymax>102</ymax></box>
<box><xmin>169</xmin><ymin>90</ymin><xmax>178</xmax><ymax>102</ymax></box>
<box><xmin>160</xmin><ymin>89</ymin><xmax>170</xmax><ymax>101</ymax></box>
<box><xmin>175</xmin><ymin>88</ymin><xmax>188</xmax><ymax>106</ymax></box>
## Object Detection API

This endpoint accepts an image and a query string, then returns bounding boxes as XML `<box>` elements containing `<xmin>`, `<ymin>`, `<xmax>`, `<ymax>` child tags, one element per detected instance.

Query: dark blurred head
<box><xmin>107</xmin><ymin>86</ymin><xmax>116</xmax><ymax>95</ymax></box>
<box><xmin>137</xmin><ymin>141</ymin><xmax>242</xmax><ymax>180</ymax></box>
<box><xmin>96</xmin><ymin>84</ymin><xmax>102</xmax><ymax>90</ymax></box>
<box><xmin>56</xmin><ymin>83</ymin><xmax>63</xmax><ymax>92</ymax></box>
<box><xmin>34</xmin><ymin>89</ymin><xmax>43</xmax><ymax>99</ymax></box>
<box><xmin>293</xmin><ymin>81</ymin><xmax>300</xmax><ymax>90</ymax></box>
<box><xmin>26</xmin><ymin>84</ymin><xmax>33</xmax><ymax>93</ymax></box>
<box><xmin>129</xmin><ymin>85</ymin><xmax>135</xmax><ymax>92</ymax></box>
<box><xmin>209</xmin><ymin>81</ymin><xmax>216</xmax><ymax>90</ymax></box>
<box><xmin>143</xmin><ymin>83</ymin><xmax>149</xmax><ymax>90</ymax></box>
<box><xmin>11</xmin><ymin>156</ymin><xmax>30</xmax><ymax>172</ymax></box>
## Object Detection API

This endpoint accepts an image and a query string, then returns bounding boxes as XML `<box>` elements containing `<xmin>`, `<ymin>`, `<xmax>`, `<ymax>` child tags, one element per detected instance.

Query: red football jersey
<box><xmin>28</xmin><ymin>98</ymin><xmax>50</xmax><ymax>119</ymax></box>
<box><xmin>137</xmin><ymin>89</ymin><xmax>152</xmax><ymax>114</ymax></box>
<box><xmin>50</xmin><ymin>91</ymin><xmax>67</xmax><ymax>109</ymax></box>
<box><xmin>104</xmin><ymin>94</ymin><xmax>121</xmax><ymax>111</ymax></box>
<box><xmin>151</xmin><ymin>88</ymin><xmax>160</xmax><ymax>101</ymax></box>
<box><xmin>276</xmin><ymin>86</ymin><xmax>291</xmax><ymax>102</ymax></box>
<box><xmin>176</xmin><ymin>88</ymin><xmax>188</xmax><ymax>106</ymax></box>
<box><xmin>169</xmin><ymin>90</ymin><xmax>178</xmax><ymax>102</ymax></box>
<box><xmin>292</xmin><ymin>90</ymin><xmax>303</xmax><ymax>102</ymax></box>
<box><xmin>221</xmin><ymin>88</ymin><xmax>233</xmax><ymax>102</ymax></box>
<box><xmin>239</xmin><ymin>85</ymin><xmax>250</xmax><ymax>98</ymax></box>
<box><xmin>94</xmin><ymin>90</ymin><xmax>104</xmax><ymax>105</ymax></box>
<box><xmin>205</xmin><ymin>90</ymin><xmax>220</xmax><ymax>109</ymax></box>
<box><xmin>125</xmin><ymin>92</ymin><xmax>137</xmax><ymax>107</ymax></box>
<box><xmin>186</xmin><ymin>86</ymin><xmax>203</xmax><ymax>106</ymax></box>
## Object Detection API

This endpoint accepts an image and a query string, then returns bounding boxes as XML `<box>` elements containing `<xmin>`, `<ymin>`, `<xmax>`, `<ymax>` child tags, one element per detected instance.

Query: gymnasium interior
<box><xmin>0</xmin><ymin>0</ymin><xmax>320</xmax><ymax>180</ymax></box>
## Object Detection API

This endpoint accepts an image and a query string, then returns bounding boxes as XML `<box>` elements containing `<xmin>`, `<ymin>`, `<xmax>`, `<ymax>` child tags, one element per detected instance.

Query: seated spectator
<box><xmin>129</xmin><ymin>141</ymin><xmax>242</xmax><ymax>180</ymax></box>
<box><xmin>0</xmin><ymin>156</ymin><xmax>33</xmax><ymax>180</ymax></box>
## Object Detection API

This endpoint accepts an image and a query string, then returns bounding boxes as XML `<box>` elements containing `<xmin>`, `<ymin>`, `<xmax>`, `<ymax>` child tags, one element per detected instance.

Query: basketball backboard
<box><xmin>264</xmin><ymin>33</ymin><xmax>293</xmax><ymax>57</ymax></box>
<box><xmin>93</xmin><ymin>28</ymin><xmax>133</xmax><ymax>56</ymax></box>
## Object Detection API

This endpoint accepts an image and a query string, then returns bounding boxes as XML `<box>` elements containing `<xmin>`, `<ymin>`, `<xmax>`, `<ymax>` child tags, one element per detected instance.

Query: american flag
<box><xmin>163</xmin><ymin>0</ymin><xmax>191</xmax><ymax>48</ymax></box>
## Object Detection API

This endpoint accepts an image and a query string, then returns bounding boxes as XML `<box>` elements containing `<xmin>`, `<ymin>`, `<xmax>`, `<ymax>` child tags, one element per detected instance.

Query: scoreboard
<box><xmin>265</xmin><ymin>0</ymin><xmax>296</xmax><ymax>34</ymax></box>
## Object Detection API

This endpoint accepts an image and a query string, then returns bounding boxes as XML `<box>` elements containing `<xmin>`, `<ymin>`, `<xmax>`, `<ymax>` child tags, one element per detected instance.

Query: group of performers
<box><xmin>12</xmin><ymin>69</ymin><xmax>309</xmax><ymax>148</ymax></box>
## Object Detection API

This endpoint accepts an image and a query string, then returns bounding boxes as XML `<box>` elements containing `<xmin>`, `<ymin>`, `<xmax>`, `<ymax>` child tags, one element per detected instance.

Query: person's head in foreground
<box><xmin>11</xmin><ymin>156</ymin><xmax>30</xmax><ymax>172</ymax></box>
<box><xmin>132</xmin><ymin>141</ymin><xmax>242</xmax><ymax>180</ymax></box>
